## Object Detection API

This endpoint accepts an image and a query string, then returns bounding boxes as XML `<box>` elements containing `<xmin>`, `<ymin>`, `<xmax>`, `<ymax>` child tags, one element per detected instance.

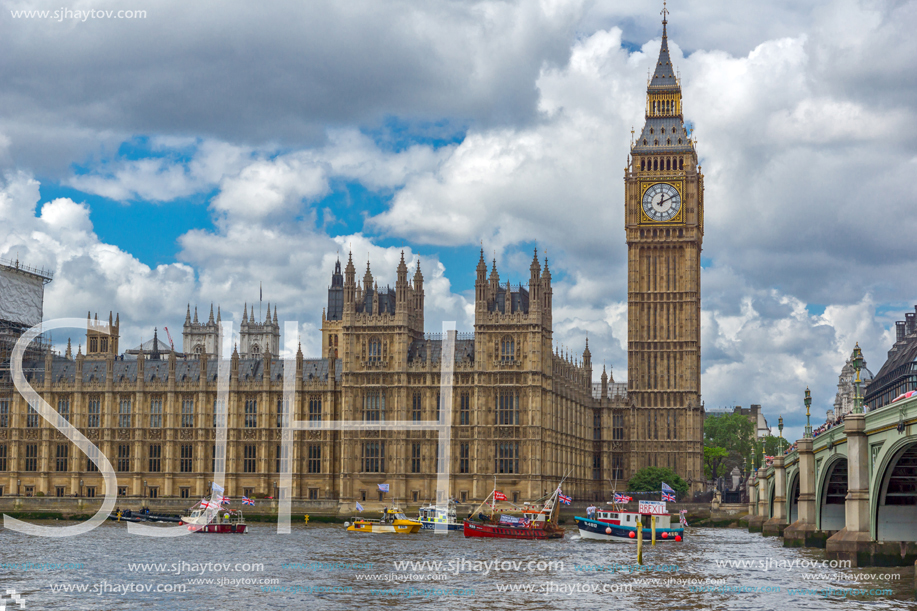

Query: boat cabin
<box><xmin>593</xmin><ymin>510</ymin><xmax>672</xmax><ymax>529</ymax></box>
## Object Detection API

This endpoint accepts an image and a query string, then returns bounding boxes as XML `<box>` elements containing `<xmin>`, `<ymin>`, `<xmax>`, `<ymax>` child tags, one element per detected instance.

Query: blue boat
<box><xmin>575</xmin><ymin>506</ymin><xmax>684</xmax><ymax>542</ymax></box>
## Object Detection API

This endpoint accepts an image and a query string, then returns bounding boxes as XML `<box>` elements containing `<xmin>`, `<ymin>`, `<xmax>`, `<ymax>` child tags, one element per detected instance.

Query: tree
<box><xmin>704</xmin><ymin>413</ymin><xmax>755</xmax><ymax>480</ymax></box>
<box><xmin>627</xmin><ymin>467</ymin><xmax>688</xmax><ymax>498</ymax></box>
<box><xmin>704</xmin><ymin>446</ymin><xmax>729</xmax><ymax>480</ymax></box>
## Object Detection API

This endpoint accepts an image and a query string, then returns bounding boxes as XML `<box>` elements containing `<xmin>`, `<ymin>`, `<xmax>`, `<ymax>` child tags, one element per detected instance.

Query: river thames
<box><xmin>0</xmin><ymin>521</ymin><xmax>913</xmax><ymax>610</ymax></box>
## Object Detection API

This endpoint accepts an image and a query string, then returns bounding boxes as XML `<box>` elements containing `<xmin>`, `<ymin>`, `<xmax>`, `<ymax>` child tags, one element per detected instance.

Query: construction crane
<box><xmin>163</xmin><ymin>326</ymin><xmax>175</xmax><ymax>351</ymax></box>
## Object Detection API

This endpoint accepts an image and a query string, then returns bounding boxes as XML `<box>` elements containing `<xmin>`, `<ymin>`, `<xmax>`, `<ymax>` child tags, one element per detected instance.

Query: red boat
<box><xmin>462</xmin><ymin>478</ymin><xmax>566</xmax><ymax>540</ymax></box>
<box><xmin>463</xmin><ymin>518</ymin><xmax>564</xmax><ymax>539</ymax></box>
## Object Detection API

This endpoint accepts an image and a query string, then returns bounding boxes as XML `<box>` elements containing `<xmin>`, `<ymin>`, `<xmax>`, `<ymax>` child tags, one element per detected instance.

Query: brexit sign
<box><xmin>638</xmin><ymin>500</ymin><xmax>667</xmax><ymax>515</ymax></box>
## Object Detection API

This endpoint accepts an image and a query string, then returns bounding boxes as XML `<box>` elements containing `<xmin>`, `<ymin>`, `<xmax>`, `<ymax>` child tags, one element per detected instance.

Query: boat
<box><xmin>346</xmin><ymin>508</ymin><xmax>423</xmax><ymax>533</ymax></box>
<box><xmin>107</xmin><ymin>509</ymin><xmax>146</xmax><ymax>523</ymax></box>
<box><xmin>418</xmin><ymin>500</ymin><xmax>461</xmax><ymax>531</ymax></box>
<box><xmin>575</xmin><ymin>500</ymin><xmax>684</xmax><ymax>542</ymax></box>
<box><xmin>179</xmin><ymin>494</ymin><xmax>248</xmax><ymax>534</ymax></box>
<box><xmin>462</xmin><ymin>475</ymin><xmax>567</xmax><ymax>540</ymax></box>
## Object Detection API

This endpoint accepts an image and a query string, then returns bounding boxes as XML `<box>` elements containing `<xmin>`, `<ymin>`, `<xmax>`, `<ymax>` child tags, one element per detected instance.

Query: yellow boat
<box><xmin>346</xmin><ymin>508</ymin><xmax>422</xmax><ymax>534</ymax></box>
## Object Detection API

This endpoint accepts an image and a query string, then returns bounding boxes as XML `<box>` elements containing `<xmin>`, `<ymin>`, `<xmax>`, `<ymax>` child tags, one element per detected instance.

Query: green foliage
<box><xmin>627</xmin><ymin>467</ymin><xmax>688</xmax><ymax>498</ymax></box>
<box><xmin>703</xmin><ymin>446</ymin><xmax>729</xmax><ymax>480</ymax></box>
<box><xmin>704</xmin><ymin>413</ymin><xmax>755</xmax><ymax>479</ymax></box>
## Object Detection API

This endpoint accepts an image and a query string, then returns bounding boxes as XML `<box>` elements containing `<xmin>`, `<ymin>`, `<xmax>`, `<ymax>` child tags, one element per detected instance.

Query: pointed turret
<box><xmin>217</xmin><ymin>306</ymin><xmax>221</xmax><ymax>322</ymax></box>
<box><xmin>151</xmin><ymin>327</ymin><xmax>161</xmax><ymax>361</ymax></box>
<box><xmin>633</xmin><ymin>7</ymin><xmax>692</xmax><ymax>155</ymax></box>
<box><xmin>648</xmin><ymin>12</ymin><xmax>676</xmax><ymax>90</ymax></box>
<box><xmin>185</xmin><ymin>304</ymin><xmax>191</xmax><ymax>324</ymax></box>
<box><xmin>209</xmin><ymin>304</ymin><xmax>214</xmax><ymax>323</ymax></box>
<box><xmin>242</xmin><ymin>303</ymin><xmax>248</xmax><ymax>323</ymax></box>
<box><xmin>265</xmin><ymin>302</ymin><xmax>272</xmax><ymax>324</ymax></box>
<box><xmin>363</xmin><ymin>260</ymin><xmax>374</xmax><ymax>290</ymax></box>
<box><xmin>273</xmin><ymin>305</ymin><xmax>278</xmax><ymax>324</ymax></box>
<box><xmin>65</xmin><ymin>338</ymin><xmax>72</xmax><ymax>360</ymax></box>
<box><xmin>193</xmin><ymin>306</ymin><xmax>199</xmax><ymax>324</ymax></box>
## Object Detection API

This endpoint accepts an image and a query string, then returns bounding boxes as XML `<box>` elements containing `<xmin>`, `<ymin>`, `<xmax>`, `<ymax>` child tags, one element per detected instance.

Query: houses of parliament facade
<box><xmin>0</xmin><ymin>15</ymin><xmax>705</xmax><ymax>506</ymax></box>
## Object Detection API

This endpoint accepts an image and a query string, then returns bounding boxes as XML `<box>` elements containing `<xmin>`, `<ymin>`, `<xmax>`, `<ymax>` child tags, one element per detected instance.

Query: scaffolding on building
<box><xmin>0</xmin><ymin>258</ymin><xmax>54</xmax><ymax>393</ymax></box>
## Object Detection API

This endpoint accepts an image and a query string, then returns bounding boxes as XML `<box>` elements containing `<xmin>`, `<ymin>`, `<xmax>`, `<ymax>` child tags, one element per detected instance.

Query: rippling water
<box><xmin>0</xmin><ymin>521</ymin><xmax>913</xmax><ymax>610</ymax></box>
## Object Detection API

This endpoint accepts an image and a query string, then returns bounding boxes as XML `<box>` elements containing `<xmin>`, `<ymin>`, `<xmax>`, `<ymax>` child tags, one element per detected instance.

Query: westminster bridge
<box><xmin>745</xmin><ymin>393</ymin><xmax>917</xmax><ymax>566</ymax></box>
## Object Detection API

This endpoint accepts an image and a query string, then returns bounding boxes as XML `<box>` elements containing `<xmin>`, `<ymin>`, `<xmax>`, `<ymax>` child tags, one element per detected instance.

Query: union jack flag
<box><xmin>242</xmin><ymin>496</ymin><xmax>255</xmax><ymax>506</ymax></box>
<box><xmin>613</xmin><ymin>493</ymin><xmax>632</xmax><ymax>503</ymax></box>
<box><xmin>662</xmin><ymin>491</ymin><xmax>675</xmax><ymax>502</ymax></box>
<box><xmin>558</xmin><ymin>494</ymin><xmax>572</xmax><ymax>505</ymax></box>
<box><xmin>221</xmin><ymin>497</ymin><xmax>231</xmax><ymax>505</ymax></box>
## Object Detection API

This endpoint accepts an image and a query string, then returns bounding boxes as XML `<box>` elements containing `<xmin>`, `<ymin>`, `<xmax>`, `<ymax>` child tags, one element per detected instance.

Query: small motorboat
<box><xmin>180</xmin><ymin>501</ymin><xmax>247</xmax><ymax>534</ymax></box>
<box><xmin>346</xmin><ymin>508</ymin><xmax>422</xmax><ymax>534</ymax></box>
<box><xmin>418</xmin><ymin>500</ymin><xmax>461</xmax><ymax>531</ymax></box>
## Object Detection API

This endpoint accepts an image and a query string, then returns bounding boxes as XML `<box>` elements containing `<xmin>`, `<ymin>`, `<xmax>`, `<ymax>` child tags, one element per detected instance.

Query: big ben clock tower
<box><xmin>625</xmin><ymin>6</ymin><xmax>705</xmax><ymax>492</ymax></box>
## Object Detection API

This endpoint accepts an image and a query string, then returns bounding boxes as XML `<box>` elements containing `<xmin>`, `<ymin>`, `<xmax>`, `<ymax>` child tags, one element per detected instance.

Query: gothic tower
<box><xmin>624</xmin><ymin>9</ymin><xmax>704</xmax><ymax>490</ymax></box>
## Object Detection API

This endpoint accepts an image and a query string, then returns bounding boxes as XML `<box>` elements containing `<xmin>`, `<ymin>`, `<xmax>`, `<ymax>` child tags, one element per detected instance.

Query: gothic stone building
<box><xmin>0</xmin><ymin>17</ymin><xmax>705</xmax><ymax>504</ymax></box>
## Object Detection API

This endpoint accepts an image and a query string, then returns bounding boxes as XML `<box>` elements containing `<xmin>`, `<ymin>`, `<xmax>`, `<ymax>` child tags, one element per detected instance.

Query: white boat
<box><xmin>417</xmin><ymin>500</ymin><xmax>461</xmax><ymax>530</ymax></box>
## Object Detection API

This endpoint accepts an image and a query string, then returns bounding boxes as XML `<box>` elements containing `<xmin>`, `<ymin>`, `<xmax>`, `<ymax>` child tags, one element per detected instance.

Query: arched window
<box><xmin>653</xmin><ymin>158</ymin><xmax>658</xmax><ymax>171</ymax></box>
<box><xmin>640</xmin><ymin>159</ymin><xmax>645</xmax><ymax>171</ymax></box>
<box><xmin>500</xmin><ymin>336</ymin><xmax>515</xmax><ymax>363</ymax></box>
<box><xmin>368</xmin><ymin>337</ymin><xmax>382</xmax><ymax>363</ymax></box>
<box><xmin>666</xmin><ymin>158</ymin><xmax>671</xmax><ymax>170</ymax></box>
<box><xmin>193</xmin><ymin>344</ymin><xmax>203</xmax><ymax>354</ymax></box>
<box><xmin>679</xmin><ymin>158</ymin><xmax>684</xmax><ymax>170</ymax></box>
<box><xmin>251</xmin><ymin>344</ymin><xmax>260</xmax><ymax>355</ymax></box>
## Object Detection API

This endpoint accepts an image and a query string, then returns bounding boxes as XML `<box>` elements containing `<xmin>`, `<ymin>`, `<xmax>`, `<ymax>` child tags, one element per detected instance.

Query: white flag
<box><xmin>378</xmin><ymin>484</ymin><xmax>389</xmax><ymax>492</ymax></box>
<box><xmin>356</xmin><ymin>501</ymin><xmax>364</xmax><ymax>512</ymax></box>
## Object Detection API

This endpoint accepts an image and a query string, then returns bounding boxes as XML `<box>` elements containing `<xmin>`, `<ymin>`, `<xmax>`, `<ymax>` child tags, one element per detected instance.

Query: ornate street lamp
<box><xmin>804</xmin><ymin>387</ymin><xmax>813</xmax><ymax>438</ymax></box>
<box><xmin>851</xmin><ymin>343</ymin><xmax>865</xmax><ymax>414</ymax></box>
<box><xmin>778</xmin><ymin>415</ymin><xmax>784</xmax><ymax>453</ymax></box>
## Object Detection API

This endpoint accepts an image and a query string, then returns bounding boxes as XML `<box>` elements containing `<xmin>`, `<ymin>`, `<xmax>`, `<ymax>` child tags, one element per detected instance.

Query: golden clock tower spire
<box><xmin>624</xmin><ymin>6</ymin><xmax>704</xmax><ymax>492</ymax></box>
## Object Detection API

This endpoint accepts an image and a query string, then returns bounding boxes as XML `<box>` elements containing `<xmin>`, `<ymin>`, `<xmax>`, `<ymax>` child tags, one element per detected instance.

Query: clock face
<box><xmin>642</xmin><ymin>183</ymin><xmax>681</xmax><ymax>222</ymax></box>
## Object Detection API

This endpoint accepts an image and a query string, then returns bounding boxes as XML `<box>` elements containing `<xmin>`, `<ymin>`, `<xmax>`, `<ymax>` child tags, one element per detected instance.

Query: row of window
<box><xmin>0</xmin><ymin>442</ymin><xmax>310</xmax><ymax>474</ymax></box>
<box><xmin>0</xmin><ymin>396</ymin><xmax>322</xmax><ymax>429</ymax></box>
<box><xmin>640</xmin><ymin>156</ymin><xmax>685</xmax><ymax>171</ymax></box>
<box><xmin>0</xmin><ymin>443</ymin><xmax>627</xmax><ymax>479</ymax></box>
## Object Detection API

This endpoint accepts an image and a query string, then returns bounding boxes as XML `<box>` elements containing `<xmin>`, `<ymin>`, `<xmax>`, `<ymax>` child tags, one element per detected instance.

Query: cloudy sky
<box><xmin>1</xmin><ymin>0</ymin><xmax>914</xmax><ymax>441</ymax></box>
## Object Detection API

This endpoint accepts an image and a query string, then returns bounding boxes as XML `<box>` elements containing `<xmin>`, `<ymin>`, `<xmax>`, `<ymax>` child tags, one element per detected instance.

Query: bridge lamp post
<box><xmin>804</xmin><ymin>387</ymin><xmax>813</xmax><ymax>438</ymax></box>
<box><xmin>851</xmin><ymin>343</ymin><xmax>865</xmax><ymax>414</ymax></box>
<box><xmin>778</xmin><ymin>416</ymin><xmax>784</xmax><ymax>453</ymax></box>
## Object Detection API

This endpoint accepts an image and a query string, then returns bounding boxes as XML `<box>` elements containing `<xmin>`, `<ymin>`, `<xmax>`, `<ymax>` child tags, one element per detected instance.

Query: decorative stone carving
<box><xmin>147</xmin><ymin>429</ymin><xmax>161</xmax><ymax>440</ymax></box>
<box><xmin>24</xmin><ymin>429</ymin><xmax>40</xmax><ymax>440</ymax></box>
<box><xmin>497</xmin><ymin>427</ymin><xmax>514</xmax><ymax>438</ymax></box>
<box><xmin>242</xmin><ymin>430</ymin><xmax>256</xmax><ymax>440</ymax></box>
<box><xmin>117</xmin><ymin>429</ymin><xmax>131</xmax><ymax>440</ymax></box>
<box><xmin>179</xmin><ymin>429</ymin><xmax>193</xmax><ymax>440</ymax></box>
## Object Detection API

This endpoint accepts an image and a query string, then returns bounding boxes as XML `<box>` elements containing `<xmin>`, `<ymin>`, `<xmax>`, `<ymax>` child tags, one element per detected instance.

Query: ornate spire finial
<box><xmin>661</xmin><ymin>0</ymin><xmax>669</xmax><ymax>26</ymax></box>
